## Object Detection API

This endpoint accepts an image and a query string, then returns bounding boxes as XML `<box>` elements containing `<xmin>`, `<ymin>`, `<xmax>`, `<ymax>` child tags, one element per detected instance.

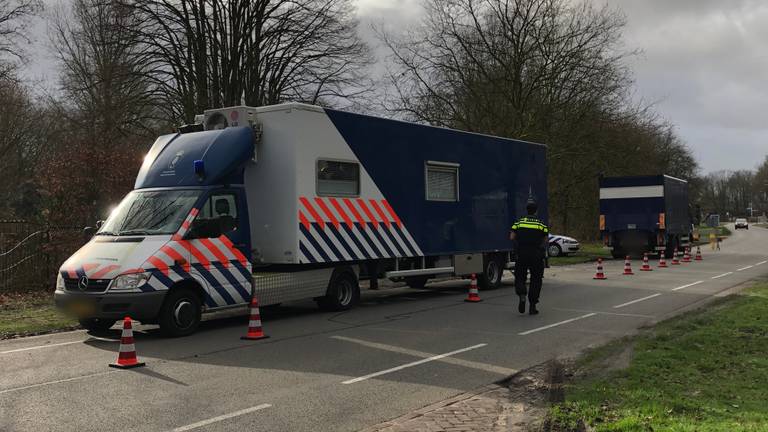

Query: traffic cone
<box><xmin>671</xmin><ymin>248</ymin><xmax>681</xmax><ymax>265</ymax></box>
<box><xmin>109</xmin><ymin>317</ymin><xmax>145</xmax><ymax>369</ymax></box>
<box><xmin>623</xmin><ymin>256</ymin><xmax>634</xmax><ymax>275</ymax></box>
<box><xmin>241</xmin><ymin>296</ymin><xmax>269</xmax><ymax>340</ymax></box>
<box><xmin>593</xmin><ymin>258</ymin><xmax>607</xmax><ymax>280</ymax></box>
<box><xmin>682</xmin><ymin>247</ymin><xmax>692</xmax><ymax>263</ymax></box>
<box><xmin>464</xmin><ymin>274</ymin><xmax>482</xmax><ymax>302</ymax></box>
<box><xmin>695</xmin><ymin>246</ymin><xmax>703</xmax><ymax>261</ymax></box>
<box><xmin>658</xmin><ymin>253</ymin><xmax>668</xmax><ymax>268</ymax></box>
<box><xmin>640</xmin><ymin>253</ymin><xmax>653</xmax><ymax>271</ymax></box>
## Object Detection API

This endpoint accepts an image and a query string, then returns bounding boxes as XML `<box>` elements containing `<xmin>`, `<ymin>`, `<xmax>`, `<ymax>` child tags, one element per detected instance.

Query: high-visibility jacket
<box><xmin>511</xmin><ymin>216</ymin><xmax>549</xmax><ymax>252</ymax></box>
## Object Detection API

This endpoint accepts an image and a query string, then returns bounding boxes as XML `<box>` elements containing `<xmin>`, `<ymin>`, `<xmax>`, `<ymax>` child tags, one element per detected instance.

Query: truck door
<box><xmin>187</xmin><ymin>189</ymin><xmax>252</xmax><ymax>307</ymax></box>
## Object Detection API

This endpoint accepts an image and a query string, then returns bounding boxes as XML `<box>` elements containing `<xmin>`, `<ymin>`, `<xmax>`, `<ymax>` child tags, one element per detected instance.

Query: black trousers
<box><xmin>514</xmin><ymin>253</ymin><xmax>545</xmax><ymax>304</ymax></box>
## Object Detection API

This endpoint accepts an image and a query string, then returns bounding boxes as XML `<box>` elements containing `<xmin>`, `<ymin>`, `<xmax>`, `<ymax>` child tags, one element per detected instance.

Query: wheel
<box><xmin>547</xmin><ymin>243</ymin><xmax>562</xmax><ymax>257</ymax></box>
<box><xmin>318</xmin><ymin>270</ymin><xmax>360</xmax><ymax>311</ymax></box>
<box><xmin>478</xmin><ymin>254</ymin><xmax>504</xmax><ymax>290</ymax></box>
<box><xmin>405</xmin><ymin>276</ymin><xmax>429</xmax><ymax>289</ymax></box>
<box><xmin>158</xmin><ymin>288</ymin><xmax>202</xmax><ymax>337</ymax></box>
<box><xmin>79</xmin><ymin>318</ymin><xmax>116</xmax><ymax>333</ymax></box>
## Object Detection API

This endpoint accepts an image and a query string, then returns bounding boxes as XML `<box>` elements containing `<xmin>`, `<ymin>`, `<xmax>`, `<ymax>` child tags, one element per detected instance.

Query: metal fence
<box><xmin>0</xmin><ymin>221</ymin><xmax>86</xmax><ymax>292</ymax></box>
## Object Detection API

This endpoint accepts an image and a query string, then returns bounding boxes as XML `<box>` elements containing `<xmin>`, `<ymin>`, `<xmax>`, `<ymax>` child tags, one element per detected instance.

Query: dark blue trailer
<box><xmin>599</xmin><ymin>175</ymin><xmax>692</xmax><ymax>258</ymax></box>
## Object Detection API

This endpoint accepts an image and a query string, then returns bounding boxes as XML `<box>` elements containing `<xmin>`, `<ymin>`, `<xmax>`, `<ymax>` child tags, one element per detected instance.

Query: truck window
<box><xmin>317</xmin><ymin>160</ymin><xmax>359</xmax><ymax>196</ymax></box>
<box><xmin>189</xmin><ymin>193</ymin><xmax>239</xmax><ymax>238</ymax></box>
<box><xmin>426</xmin><ymin>162</ymin><xmax>459</xmax><ymax>202</ymax></box>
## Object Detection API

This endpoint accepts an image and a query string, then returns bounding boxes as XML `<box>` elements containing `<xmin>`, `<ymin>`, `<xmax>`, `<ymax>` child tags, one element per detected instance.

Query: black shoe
<box><xmin>529</xmin><ymin>304</ymin><xmax>539</xmax><ymax>315</ymax></box>
<box><xmin>518</xmin><ymin>296</ymin><xmax>526</xmax><ymax>314</ymax></box>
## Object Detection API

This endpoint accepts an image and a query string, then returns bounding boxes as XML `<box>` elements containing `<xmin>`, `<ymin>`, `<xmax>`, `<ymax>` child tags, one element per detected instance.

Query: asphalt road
<box><xmin>1</xmin><ymin>225</ymin><xmax>766</xmax><ymax>431</ymax></box>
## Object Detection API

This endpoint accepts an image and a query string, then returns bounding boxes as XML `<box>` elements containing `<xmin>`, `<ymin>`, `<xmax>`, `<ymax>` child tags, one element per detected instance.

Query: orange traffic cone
<box><xmin>241</xmin><ymin>296</ymin><xmax>269</xmax><ymax>340</ymax></box>
<box><xmin>640</xmin><ymin>253</ymin><xmax>653</xmax><ymax>271</ymax></box>
<box><xmin>593</xmin><ymin>258</ymin><xmax>607</xmax><ymax>280</ymax></box>
<box><xmin>671</xmin><ymin>248</ymin><xmax>681</xmax><ymax>265</ymax></box>
<box><xmin>695</xmin><ymin>246</ymin><xmax>703</xmax><ymax>261</ymax></box>
<box><xmin>465</xmin><ymin>274</ymin><xmax>482</xmax><ymax>302</ymax></box>
<box><xmin>682</xmin><ymin>247</ymin><xmax>692</xmax><ymax>263</ymax></box>
<box><xmin>623</xmin><ymin>256</ymin><xmax>634</xmax><ymax>275</ymax></box>
<box><xmin>658</xmin><ymin>253</ymin><xmax>668</xmax><ymax>268</ymax></box>
<box><xmin>109</xmin><ymin>317</ymin><xmax>145</xmax><ymax>369</ymax></box>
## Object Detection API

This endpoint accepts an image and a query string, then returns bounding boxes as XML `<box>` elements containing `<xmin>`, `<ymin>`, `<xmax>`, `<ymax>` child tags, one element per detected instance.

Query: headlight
<box><xmin>110</xmin><ymin>272</ymin><xmax>151</xmax><ymax>292</ymax></box>
<box><xmin>56</xmin><ymin>273</ymin><xmax>65</xmax><ymax>291</ymax></box>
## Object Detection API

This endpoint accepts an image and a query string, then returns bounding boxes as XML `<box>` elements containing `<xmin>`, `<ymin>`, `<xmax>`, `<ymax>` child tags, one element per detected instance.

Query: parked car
<box><xmin>548</xmin><ymin>234</ymin><xmax>580</xmax><ymax>257</ymax></box>
<box><xmin>735</xmin><ymin>218</ymin><xmax>749</xmax><ymax>230</ymax></box>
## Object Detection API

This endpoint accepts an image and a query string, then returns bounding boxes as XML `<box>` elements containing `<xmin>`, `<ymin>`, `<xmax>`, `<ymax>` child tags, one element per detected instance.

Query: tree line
<box><xmin>0</xmin><ymin>0</ymin><xmax>758</xmax><ymax>241</ymax></box>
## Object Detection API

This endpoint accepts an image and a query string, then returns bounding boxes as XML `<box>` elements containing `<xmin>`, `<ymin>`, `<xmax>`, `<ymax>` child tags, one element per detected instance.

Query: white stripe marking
<box><xmin>0</xmin><ymin>371</ymin><xmax>116</xmax><ymax>394</ymax></box>
<box><xmin>737</xmin><ymin>265</ymin><xmax>754</xmax><ymax>271</ymax></box>
<box><xmin>756</xmin><ymin>261</ymin><xmax>767</xmax><ymax>266</ymax></box>
<box><xmin>342</xmin><ymin>344</ymin><xmax>487</xmax><ymax>384</ymax></box>
<box><xmin>672</xmin><ymin>280</ymin><xmax>704</xmax><ymax>291</ymax></box>
<box><xmin>613</xmin><ymin>293</ymin><xmax>662</xmax><ymax>309</ymax></box>
<box><xmin>171</xmin><ymin>404</ymin><xmax>272</xmax><ymax>432</ymax></box>
<box><xmin>518</xmin><ymin>313</ymin><xmax>597</xmax><ymax>336</ymax></box>
<box><xmin>0</xmin><ymin>340</ymin><xmax>81</xmax><ymax>354</ymax></box>
<box><xmin>711</xmin><ymin>272</ymin><xmax>733</xmax><ymax>279</ymax></box>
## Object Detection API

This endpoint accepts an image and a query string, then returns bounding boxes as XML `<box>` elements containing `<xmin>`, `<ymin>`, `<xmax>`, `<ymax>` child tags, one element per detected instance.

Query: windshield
<box><xmin>98</xmin><ymin>190</ymin><xmax>201</xmax><ymax>236</ymax></box>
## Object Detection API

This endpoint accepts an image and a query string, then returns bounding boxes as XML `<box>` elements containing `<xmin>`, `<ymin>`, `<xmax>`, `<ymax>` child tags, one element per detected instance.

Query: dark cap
<box><xmin>526</xmin><ymin>199</ymin><xmax>538</xmax><ymax>215</ymax></box>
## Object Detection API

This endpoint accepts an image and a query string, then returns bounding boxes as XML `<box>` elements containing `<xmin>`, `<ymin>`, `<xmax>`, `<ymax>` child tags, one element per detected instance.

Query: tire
<box><xmin>158</xmin><ymin>288</ymin><xmax>202</xmax><ymax>337</ymax></box>
<box><xmin>478</xmin><ymin>254</ymin><xmax>504</xmax><ymax>290</ymax></box>
<box><xmin>405</xmin><ymin>276</ymin><xmax>429</xmax><ymax>289</ymax></box>
<box><xmin>318</xmin><ymin>270</ymin><xmax>360</xmax><ymax>311</ymax></box>
<box><xmin>79</xmin><ymin>318</ymin><xmax>116</xmax><ymax>333</ymax></box>
<box><xmin>547</xmin><ymin>243</ymin><xmax>562</xmax><ymax>257</ymax></box>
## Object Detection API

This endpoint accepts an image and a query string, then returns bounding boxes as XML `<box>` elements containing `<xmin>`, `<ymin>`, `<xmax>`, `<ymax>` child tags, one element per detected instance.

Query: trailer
<box><xmin>599</xmin><ymin>175</ymin><xmax>692</xmax><ymax>258</ymax></box>
<box><xmin>54</xmin><ymin>103</ymin><xmax>547</xmax><ymax>336</ymax></box>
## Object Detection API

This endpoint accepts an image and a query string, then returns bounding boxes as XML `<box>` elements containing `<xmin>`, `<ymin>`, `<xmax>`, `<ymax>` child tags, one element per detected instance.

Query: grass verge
<box><xmin>0</xmin><ymin>291</ymin><xmax>78</xmax><ymax>339</ymax></box>
<box><xmin>550</xmin><ymin>242</ymin><xmax>611</xmax><ymax>267</ymax></box>
<box><xmin>548</xmin><ymin>282</ymin><xmax>768</xmax><ymax>431</ymax></box>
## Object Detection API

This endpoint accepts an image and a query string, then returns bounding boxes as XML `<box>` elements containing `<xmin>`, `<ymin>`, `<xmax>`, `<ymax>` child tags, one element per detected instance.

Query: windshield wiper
<box><xmin>95</xmin><ymin>231</ymin><xmax>118</xmax><ymax>236</ymax></box>
<box><xmin>118</xmin><ymin>230</ymin><xmax>151</xmax><ymax>236</ymax></box>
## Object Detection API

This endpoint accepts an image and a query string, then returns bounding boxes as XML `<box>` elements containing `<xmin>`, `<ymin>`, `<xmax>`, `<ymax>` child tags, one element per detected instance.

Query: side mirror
<box><xmin>83</xmin><ymin>226</ymin><xmax>96</xmax><ymax>241</ymax></box>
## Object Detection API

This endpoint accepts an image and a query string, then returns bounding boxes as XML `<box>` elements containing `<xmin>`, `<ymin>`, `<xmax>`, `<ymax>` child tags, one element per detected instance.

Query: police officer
<box><xmin>510</xmin><ymin>200</ymin><xmax>549</xmax><ymax>315</ymax></box>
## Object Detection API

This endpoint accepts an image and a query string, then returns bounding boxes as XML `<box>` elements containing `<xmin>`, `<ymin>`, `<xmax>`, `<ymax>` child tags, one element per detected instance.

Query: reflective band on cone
<box><xmin>695</xmin><ymin>246</ymin><xmax>703</xmax><ymax>261</ymax></box>
<box><xmin>671</xmin><ymin>248</ymin><xmax>681</xmax><ymax>265</ymax></box>
<box><xmin>593</xmin><ymin>258</ymin><xmax>607</xmax><ymax>280</ymax></box>
<box><xmin>682</xmin><ymin>247</ymin><xmax>692</xmax><ymax>263</ymax></box>
<box><xmin>109</xmin><ymin>316</ymin><xmax>145</xmax><ymax>369</ymax></box>
<box><xmin>241</xmin><ymin>296</ymin><xmax>269</xmax><ymax>340</ymax></box>
<box><xmin>640</xmin><ymin>253</ymin><xmax>653</xmax><ymax>271</ymax></box>
<box><xmin>658</xmin><ymin>254</ymin><xmax>668</xmax><ymax>268</ymax></box>
<box><xmin>623</xmin><ymin>256</ymin><xmax>634</xmax><ymax>275</ymax></box>
<box><xmin>465</xmin><ymin>274</ymin><xmax>482</xmax><ymax>302</ymax></box>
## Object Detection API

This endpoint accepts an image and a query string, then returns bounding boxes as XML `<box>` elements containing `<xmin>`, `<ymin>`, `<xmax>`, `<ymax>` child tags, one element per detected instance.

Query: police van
<box><xmin>55</xmin><ymin>103</ymin><xmax>547</xmax><ymax>336</ymax></box>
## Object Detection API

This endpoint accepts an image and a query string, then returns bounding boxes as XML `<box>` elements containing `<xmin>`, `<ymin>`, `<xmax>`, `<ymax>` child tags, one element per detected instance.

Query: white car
<box><xmin>548</xmin><ymin>234</ymin><xmax>580</xmax><ymax>257</ymax></box>
<box><xmin>735</xmin><ymin>218</ymin><xmax>749</xmax><ymax>230</ymax></box>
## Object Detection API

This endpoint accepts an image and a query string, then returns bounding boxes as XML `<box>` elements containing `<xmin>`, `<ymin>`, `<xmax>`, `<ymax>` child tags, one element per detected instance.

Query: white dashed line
<box><xmin>518</xmin><ymin>313</ymin><xmax>597</xmax><ymax>336</ymax></box>
<box><xmin>672</xmin><ymin>281</ymin><xmax>704</xmax><ymax>291</ymax></box>
<box><xmin>613</xmin><ymin>293</ymin><xmax>662</xmax><ymax>309</ymax></box>
<box><xmin>172</xmin><ymin>404</ymin><xmax>272</xmax><ymax>431</ymax></box>
<box><xmin>342</xmin><ymin>344</ymin><xmax>487</xmax><ymax>384</ymax></box>
<box><xmin>755</xmin><ymin>261</ymin><xmax>767</xmax><ymax>266</ymax></box>
<box><xmin>0</xmin><ymin>341</ymin><xmax>81</xmax><ymax>355</ymax></box>
<box><xmin>737</xmin><ymin>265</ymin><xmax>754</xmax><ymax>271</ymax></box>
<box><xmin>0</xmin><ymin>371</ymin><xmax>116</xmax><ymax>395</ymax></box>
<box><xmin>711</xmin><ymin>272</ymin><xmax>733</xmax><ymax>279</ymax></box>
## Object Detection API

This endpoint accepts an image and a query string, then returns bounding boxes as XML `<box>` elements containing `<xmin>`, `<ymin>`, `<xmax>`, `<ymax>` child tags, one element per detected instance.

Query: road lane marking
<box><xmin>613</xmin><ymin>294</ymin><xmax>661</xmax><ymax>309</ymax></box>
<box><xmin>0</xmin><ymin>340</ymin><xmax>81</xmax><ymax>354</ymax></box>
<box><xmin>331</xmin><ymin>336</ymin><xmax>515</xmax><ymax>376</ymax></box>
<box><xmin>756</xmin><ymin>261</ymin><xmax>767</xmax><ymax>266</ymax></box>
<box><xmin>672</xmin><ymin>281</ymin><xmax>704</xmax><ymax>291</ymax></box>
<box><xmin>0</xmin><ymin>371</ymin><xmax>116</xmax><ymax>395</ymax></box>
<box><xmin>737</xmin><ymin>265</ymin><xmax>754</xmax><ymax>271</ymax></box>
<box><xmin>518</xmin><ymin>313</ymin><xmax>597</xmax><ymax>336</ymax></box>
<box><xmin>341</xmin><ymin>344</ymin><xmax>487</xmax><ymax>384</ymax></box>
<box><xmin>711</xmin><ymin>272</ymin><xmax>733</xmax><ymax>279</ymax></box>
<box><xmin>171</xmin><ymin>404</ymin><xmax>272</xmax><ymax>432</ymax></box>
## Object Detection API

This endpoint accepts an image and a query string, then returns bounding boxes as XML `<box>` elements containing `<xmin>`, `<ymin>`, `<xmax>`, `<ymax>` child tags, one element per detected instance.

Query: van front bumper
<box><xmin>54</xmin><ymin>290</ymin><xmax>167</xmax><ymax>323</ymax></box>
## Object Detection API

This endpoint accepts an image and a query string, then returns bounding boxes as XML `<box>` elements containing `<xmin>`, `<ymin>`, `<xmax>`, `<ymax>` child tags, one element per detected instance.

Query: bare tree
<box><xmin>0</xmin><ymin>0</ymin><xmax>41</xmax><ymax>79</ymax></box>
<box><xmin>127</xmin><ymin>0</ymin><xmax>373</xmax><ymax>122</ymax></box>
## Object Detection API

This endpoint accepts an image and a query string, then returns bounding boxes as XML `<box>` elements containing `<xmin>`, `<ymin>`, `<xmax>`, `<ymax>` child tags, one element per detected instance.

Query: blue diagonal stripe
<box><xmin>212</xmin><ymin>261</ymin><xmax>250</xmax><ymax>303</ymax></box>
<box><xmin>191</xmin><ymin>263</ymin><xmax>236</xmax><ymax>305</ymax></box>
<box><xmin>300</xmin><ymin>241</ymin><xmax>318</xmax><ymax>263</ymax></box>
<box><xmin>300</xmin><ymin>224</ymin><xmax>331</xmax><ymax>262</ymax></box>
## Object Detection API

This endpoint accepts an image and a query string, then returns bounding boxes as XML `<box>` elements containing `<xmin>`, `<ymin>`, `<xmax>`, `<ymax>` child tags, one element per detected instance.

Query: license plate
<box><xmin>67</xmin><ymin>300</ymin><xmax>96</xmax><ymax>317</ymax></box>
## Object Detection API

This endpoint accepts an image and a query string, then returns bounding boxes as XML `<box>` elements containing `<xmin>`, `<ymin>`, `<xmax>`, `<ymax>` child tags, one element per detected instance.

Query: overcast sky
<box><xmin>21</xmin><ymin>0</ymin><xmax>767</xmax><ymax>174</ymax></box>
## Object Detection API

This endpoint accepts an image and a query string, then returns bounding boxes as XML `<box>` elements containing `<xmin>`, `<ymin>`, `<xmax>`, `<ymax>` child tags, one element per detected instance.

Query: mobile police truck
<box><xmin>55</xmin><ymin>103</ymin><xmax>547</xmax><ymax>336</ymax></box>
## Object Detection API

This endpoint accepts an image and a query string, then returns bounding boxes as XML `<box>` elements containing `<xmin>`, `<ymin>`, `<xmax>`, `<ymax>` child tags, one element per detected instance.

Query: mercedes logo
<box><xmin>78</xmin><ymin>275</ymin><xmax>89</xmax><ymax>291</ymax></box>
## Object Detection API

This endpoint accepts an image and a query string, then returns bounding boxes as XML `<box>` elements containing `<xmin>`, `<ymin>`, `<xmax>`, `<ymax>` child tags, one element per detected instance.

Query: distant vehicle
<box><xmin>599</xmin><ymin>175</ymin><xmax>692</xmax><ymax>258</ymax></box>
<box><xmin>548</xmin><ymin>234</ymin><xmax>580</xmax><ymax>257</ymax></box>
<box><xmin>735</xmin><ymin>218</ymin><xmax>749</xmax><ymax>230</ymax></box>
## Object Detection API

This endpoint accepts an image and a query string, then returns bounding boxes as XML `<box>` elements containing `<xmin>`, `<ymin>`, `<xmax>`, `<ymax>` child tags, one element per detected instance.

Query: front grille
<box><xmin>64</xmin><ymin>278</ymin><xmax>111</xmax><ymax>292</ymax></box>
